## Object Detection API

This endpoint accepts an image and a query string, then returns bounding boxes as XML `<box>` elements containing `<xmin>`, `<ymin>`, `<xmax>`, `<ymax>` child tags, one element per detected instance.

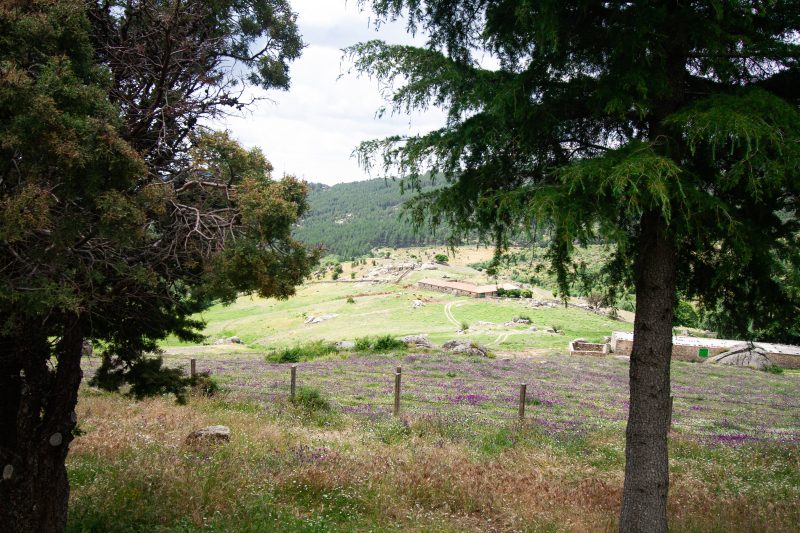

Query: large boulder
<box><xmin>335</xmin><ymin>340</ymin><xmax>355</xmax><ymax>349</ymax></box>
<box><xmin>185</xmin><ymin>425</ymin><xmax>230</xmax><ymax>445</ymax></box>
<box><xmin>400</xmin><ymin>335</ymin><xmax>434</xmax><ymax>349</ymax></box>
<box><xmin>442</xmin><ymin>339</ymin><xmax>490</xmax><ymax>357</ymax></box>
<box><xmin>706</xmin><ymin>343</ymin><xmax>774</xmax><ymax>371</ymax></box>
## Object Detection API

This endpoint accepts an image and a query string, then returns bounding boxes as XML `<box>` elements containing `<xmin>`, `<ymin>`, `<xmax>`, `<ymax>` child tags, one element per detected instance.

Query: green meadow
<box><xmin>165</xmin><ymin>264</ymin><xmax>630</xmax><ymax>354</ymax></box>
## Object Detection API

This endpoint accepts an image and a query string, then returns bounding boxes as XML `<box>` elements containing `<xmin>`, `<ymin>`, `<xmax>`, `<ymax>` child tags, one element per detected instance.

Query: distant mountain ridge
<box><xmin>295</xmin><ymin>178</ymin><xmax>448</xmax><ymax>258</ymax></box>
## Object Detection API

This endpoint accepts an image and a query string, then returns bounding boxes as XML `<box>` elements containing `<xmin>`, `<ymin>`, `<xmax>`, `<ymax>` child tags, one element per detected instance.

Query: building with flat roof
<box><xmin>417</xmin><ymin>278</ymin><xmax>498</xmax><ymax>298</ymax></box>
<box><xmin>610</xmin><ymin>331</ymin><xmax>800</xmax><ymax>368</ymax></box>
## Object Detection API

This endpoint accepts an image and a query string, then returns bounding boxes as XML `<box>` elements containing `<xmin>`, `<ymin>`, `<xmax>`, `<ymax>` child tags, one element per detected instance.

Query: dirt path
<box><xmin>443</xmin><ymin>301</ymin><xmax>466</xmax><ymax>327</ymax></box>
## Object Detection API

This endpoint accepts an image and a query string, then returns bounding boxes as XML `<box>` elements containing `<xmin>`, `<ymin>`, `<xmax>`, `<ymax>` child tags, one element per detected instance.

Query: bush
<box><xmin>586</xmin><ymin>291</ymin><xmax>604</xmax><ymax>308</ymax></box>
<box><xmin>506</xmin><ymin>289</ymin><xmax>521</xmax><ymax>298</ymax></box>
<box><xmin>766</xmin><ymin>365</ymin><xmax>784</xmax><ymax>375</ymax></box>
<box><xmin>91</xmin><ymin>354</ymin><xmax>191</xmax><ymax>404</ymax></box>
<box><xmin>354</xmin><ymin>335</ymin><xmax>406</xmax><ymax>352</ymax></box>
<box><xmin>520</xmin><ymin>289</ymin><xmax>532</xmax><ymax>298</ymax></box>
<box><xmin>373</xmin><ymin>335</ymin><xmax>405</xmax><ymax>351</ymax></box>
<box><xmin>434</xmin><ymin>253</ymin><xmax>448</xmax><ymax>264</ymax></box>
<box><xmin>346</xmin><ymin>296</ymin><xmax>355</xmax><ymax>304</ymax></box>
<box><xmin>460</xmin><ymin>321</ymin><xmax>470</xmax><ymax>331</ymax></box>
<box><xmin>268</xmin><ymin>341</ymin><xmax>339</xmax><ymax>363</ymax></box>
<box><xmin>190</xmin><ymin>372</ymin><xmax>219</xmax><ymax>397</ymax></box>
<box><xmin>673</xmin><ymin>299</ymin><xmax>701</xmax><ymax>328</ymax></box>
<box><xmin>496</xmin><ymin>287</ymin><xmax>506</xmax><ymax>297</ymax></box>
<box><xmin>332</xmin><ymin>272</ymin><xmax>339</xmax><ymax>280</ymax></box>
<box><xmin>291</xmin><ymin>386</ymin><xmax>330</xmax><ymax>411</ymax></box>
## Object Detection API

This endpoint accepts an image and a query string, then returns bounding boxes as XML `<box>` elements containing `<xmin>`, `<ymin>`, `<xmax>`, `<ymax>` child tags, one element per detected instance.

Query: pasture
<box><xmin>71</xmin><ymin>348</ymin><xmax>800</xmax><ymax>531</ymax></box>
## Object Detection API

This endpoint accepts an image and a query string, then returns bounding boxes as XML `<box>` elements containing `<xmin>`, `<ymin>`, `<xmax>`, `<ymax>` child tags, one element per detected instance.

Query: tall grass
<box><xmin>267</xmin><ymin>340</ymin><xmax>340</xmax><ymax>363</ymax></box>
<box><xmin>67</xmin><ymin>391</ymin><xmax>800</xmax><ymax>533</ymax></box>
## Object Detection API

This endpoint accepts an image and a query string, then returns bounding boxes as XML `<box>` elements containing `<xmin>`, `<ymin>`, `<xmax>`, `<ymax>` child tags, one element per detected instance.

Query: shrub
<box><xmin>346</xmin><ymin>296</ymin><xmax>355</xmax><ymax>304</ymax></box>
<box><xmin>291</xmin><ymin>386</ymin><xmax>330</xmax><ymax>411</ymax></box>
<box><xmin>496</xmin><ymin>287</ymin><xmax>506</xmax><ymax>297</ymax></box>
<box><xmin>373</xmin><ymin>335</ymin><xmax>405</xmax><ymax>351</ymax></box>
<box><xmin>190</xmin><ymin>372</ymin><xmax>219</xmax><ymax>397</ymax></box>
<box><xmin>332</xmin><ymin>272</ymin><xmax>339</xmax><ymax>280</ymax></box>
<box><xmin>586</xmin><ymin>291</ymin><xmax>604</xmax><ymax>308</ymax></box>
<box><xmin>434</xmin><ymin>253</ymin><xmax>448</xmax><ymax>264</ymax></box>
<box><xmin>506</xmin><ymin>289</ymin><xmax>521</xmax><ymax>298</ymax></box>
<box><xmin>269</xmin><ymin>341</ymin><xmax>339</xmax><ymax>363</ymax></box>
<box><xmin>354</xmin><ymin>336</ymin><xmax>373</xmax><ymax>351</ymax></box>
<box><xmin>91</xmin><ymin>354</ymin><xmax>191</xmax><ymax>404</ymax></box>
<box><xmin>766</xmin><ymin>365</ymin><xmax>784</xmax><ymax>375</ymax></box>
<box><xmin>520</xmin><ymin>289</ymin><xmax>532</xmax><ymax>298</ymax></box>
<box><xmin>354</xmin><ymin>335</ymin><xmax>406</xmax><ymax>352</ymax></box>
<box><xmin>460</xmin><ymin>321</ymin><xmax>470</xmax><ymax>332</ymax></box>
<box><xmin>673</xmin><ymin>299</ymin><xmax>701</xmax><ymax>328</ymax></box>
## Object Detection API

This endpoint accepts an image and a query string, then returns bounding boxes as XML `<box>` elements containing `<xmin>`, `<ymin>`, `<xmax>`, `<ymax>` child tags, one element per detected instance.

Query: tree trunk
<box><xmin>0</xmin><ymin>315</ymin><xmax>84</xmax><ymax>533</ymax></box>
<box><xmin>619</xmin><ymin>211</ymin><xmax>677</xmax><ymax>533</ymax></box>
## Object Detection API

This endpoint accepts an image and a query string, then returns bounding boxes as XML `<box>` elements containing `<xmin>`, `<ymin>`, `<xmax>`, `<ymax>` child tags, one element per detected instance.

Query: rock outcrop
<box><xmin>706</xmin><ymin>343</ymin><xmax>775</xmax><ymax>371</ymax></box>
<box><xmin>442</xmin><ymin>339</ymin><xmax>490</xmax><ymax>357</ymax></box>
<box><xmin>185</xmin><ymin>425</ymin><xmax>230</xmax><ymax>445</ymax></box>
<box><xmin>400</xmin><ymin>335</ymin><xmax>434</xmax><ymax>349</ymax></box>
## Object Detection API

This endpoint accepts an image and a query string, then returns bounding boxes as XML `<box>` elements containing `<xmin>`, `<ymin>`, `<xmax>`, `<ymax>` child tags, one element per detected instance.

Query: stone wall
<box><xmin>611</xmin><ymin>336</ymin><xmax>800</xmax><ymax>368</ymax></box>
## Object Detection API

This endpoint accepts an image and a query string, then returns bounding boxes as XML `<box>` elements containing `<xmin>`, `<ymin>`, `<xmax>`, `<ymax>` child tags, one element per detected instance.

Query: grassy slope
<box><xmin>71</xmin><ymin>351</ymin><xmax>800</xmax><ymax>531</ymax></box>
<box><xmin>166</xmin><ymin>261</ymin><xmax>630</xmax><ymax>353</ymax></box>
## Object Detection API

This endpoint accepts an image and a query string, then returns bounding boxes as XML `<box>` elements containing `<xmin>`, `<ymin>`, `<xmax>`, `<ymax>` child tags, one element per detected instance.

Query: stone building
<box><xmin>417</xmin><ymin>278</ymin><xmax>498</xmax><ymax>298</ymax></box>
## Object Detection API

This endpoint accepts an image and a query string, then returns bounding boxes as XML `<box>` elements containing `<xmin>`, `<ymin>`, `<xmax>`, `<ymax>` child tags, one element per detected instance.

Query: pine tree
<box><xmin>0</xmin><ymin>1</ymin><xmax>313</xmax><ymax>530</ymax></box>
<box><xmin>348</xmin><ymin>1</ymin><xmax>800</xmax><ymax>530</ymax></box>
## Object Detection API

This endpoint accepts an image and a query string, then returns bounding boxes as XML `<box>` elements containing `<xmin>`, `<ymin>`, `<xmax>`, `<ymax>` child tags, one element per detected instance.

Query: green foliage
<box><xmin>268</xmin><ymin>341</ymin><xmax>339</xmax><ymax>363</ymax></box>
<box><xmin>460</xmin><ymin>321</ymin><xmax>470</xmax><ymax>331</ymax></box>
<box><xmin>520</xmin><ymin>290</ymin><xmax>533</xmax><ymax>299</ymax></box>
<box><xmin>353</xmin><ymin>335</ymin><xmax>406</xmax><ymax>352</ymax></box>
<box><xmin>349</xmin><ymin>0</ymin><xmax>800</xmax><ymax>344</ymax></box>
<box><xmin>190</xmin><ymin>372</ymin><xmax>220</xmax><ymax>397</ymax></box>
<box><xmin>434</xmin><ymin>253</ymin><xmax>449</xmax><ymax>264</ymax></box>
<box><xmin>291</xmin><ymin>386</ymin><xmax>331</xmax><ymax>411</ymax></box>
<box><xmin>294</xmin><ymin>178</ymin><xmax>450</xmax><ymax>257</ymax></box>
<box><xmin>91</xmin><ymin>354</ymin><xmax>191</xmax><ymax>404</ymax></box>
<box><xmin>673</xmin><ymin>300</ymin><xmax>701</xmax><ymax>329</ymax></box>
<box><xmin>346</xmin><ymin>296</ymin><xmax>356</xmax><ymax>304</ymax></box>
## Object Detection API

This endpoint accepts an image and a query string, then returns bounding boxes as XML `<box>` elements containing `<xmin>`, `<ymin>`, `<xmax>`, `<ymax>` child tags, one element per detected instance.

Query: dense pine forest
<box><xmin>295</xmin><ymin>178</ymin><xmax>449</xmax><ymax>257</ymax></box>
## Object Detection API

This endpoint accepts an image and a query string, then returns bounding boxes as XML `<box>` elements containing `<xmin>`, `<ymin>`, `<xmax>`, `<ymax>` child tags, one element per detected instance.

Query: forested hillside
<box><xmin>295</xmin><ymin>178</ymin><xmax>449</xmax><ymax>257</ymax></box>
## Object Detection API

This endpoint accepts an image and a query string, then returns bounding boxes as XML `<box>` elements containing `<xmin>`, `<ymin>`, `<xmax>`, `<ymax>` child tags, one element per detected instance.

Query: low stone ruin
<box><xmin>568</xmin><ymin>338</ymin><xmax>610</xmax><ymax>357</ymax></box>
<box><xmin>214</xmin><ymin>336</ymin><xmax>243</xmax><ymax>345</ymax></box>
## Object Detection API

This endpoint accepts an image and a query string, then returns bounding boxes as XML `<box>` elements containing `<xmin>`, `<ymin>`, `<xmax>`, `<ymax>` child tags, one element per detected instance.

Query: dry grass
<box><xmin>68</xmin><ymin>389</ymin><xmax>799</xmax><ymax>532</ymax></box>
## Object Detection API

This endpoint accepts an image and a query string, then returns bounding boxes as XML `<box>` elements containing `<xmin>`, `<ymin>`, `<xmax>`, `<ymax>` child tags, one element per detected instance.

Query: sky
<box><xmin>214</xmin><ymin>0</ymin><xmax>446</xmax><ymax>185</ymax></box>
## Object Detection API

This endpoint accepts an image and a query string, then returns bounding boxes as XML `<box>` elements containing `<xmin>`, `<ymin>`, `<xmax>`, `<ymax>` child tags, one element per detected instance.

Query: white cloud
<box><xmin>213</xmin><ymin>0</ymin><xmax>446</xmax><ymax>185</ymax></box>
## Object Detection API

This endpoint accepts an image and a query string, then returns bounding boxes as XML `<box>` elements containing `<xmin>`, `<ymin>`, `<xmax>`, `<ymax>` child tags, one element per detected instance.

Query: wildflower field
<box><xmin>70</xmin><ymin>351</ymin><xmax>800</xmax><ymax>532</ymax></box>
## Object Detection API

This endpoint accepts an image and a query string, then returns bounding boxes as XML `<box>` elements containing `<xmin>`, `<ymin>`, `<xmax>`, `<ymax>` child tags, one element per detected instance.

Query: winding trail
<box><xmin>443</xmin><ymin>301</ymin><xmax>465</xmax><ymax>327</ymax></box>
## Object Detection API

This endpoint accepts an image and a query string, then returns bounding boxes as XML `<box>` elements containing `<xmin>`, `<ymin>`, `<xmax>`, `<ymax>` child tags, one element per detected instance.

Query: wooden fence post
<box><xmin>190</xmin><ymin>358</ymin><xmax>196</xmax><ymax>378</ymax></box>
<box><xmin>394</xmin><ymin>366</ymin><xmax>402</xmax><ymax>417</ymax></box>
<box><xmin>290</xmin><ymin>364</ymin><xmax>297</xmax><ymax>400</ymax></box>
<box><xmin>518</xmin><ymin>383</ymin><xmax>527</xmax><ymax>420</ymax></box>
